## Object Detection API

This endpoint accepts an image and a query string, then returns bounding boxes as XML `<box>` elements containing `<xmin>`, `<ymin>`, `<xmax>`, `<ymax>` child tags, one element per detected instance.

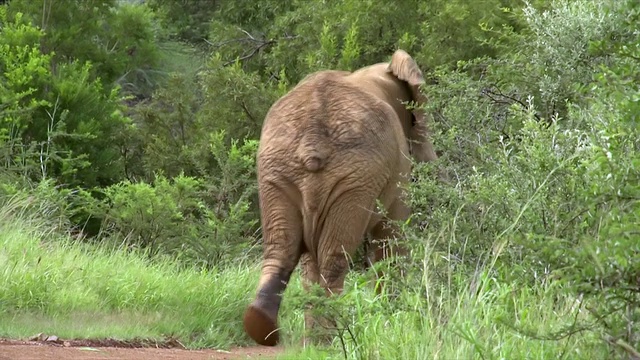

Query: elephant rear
<box><xmin>259</xmin><ymin>71</ymin><xmax>406</xmax><ymax>251</ymax></box>
<box><xmin>245</xmin><ymin>50</ymin><xmax>428</xmax><ymax>347</ymax></box>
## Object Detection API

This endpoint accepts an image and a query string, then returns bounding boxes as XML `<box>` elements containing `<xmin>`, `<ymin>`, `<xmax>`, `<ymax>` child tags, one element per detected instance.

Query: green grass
<box><xmin>0</xmin><ymin>196</ymin><xmax>607</xmax><ymax>358</ymax></box>
<box><xmin>0</xmin><ymin>197</ymin><xmax>261</xmax><ymax>349</ymax></box>
<box><xmin>275</xmin><ymin>269</ymin><xmax>606</xmax><ymax>360</ymax></box>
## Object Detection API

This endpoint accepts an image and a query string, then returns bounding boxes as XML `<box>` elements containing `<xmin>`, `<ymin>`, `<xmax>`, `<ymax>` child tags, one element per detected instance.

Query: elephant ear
<box><xmin>387</xmin><ymin>50</ymin><xmax>438</xmax><ymax>163</ymax></box>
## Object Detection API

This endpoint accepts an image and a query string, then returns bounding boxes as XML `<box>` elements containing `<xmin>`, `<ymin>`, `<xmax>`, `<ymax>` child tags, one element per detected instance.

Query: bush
<box><xmin>487</xmin><ymin>0</ymin><xmax>626</xmax><ymax>120</ymax></box>
<box><xmin>5</xmin><ymin>0</ymin><xmax>161</xmax><ymax>95</ymax></box>
<box><xmin>0</xmin><ymin>9</ymin><xmax>132</xmax><ymax>188</ymax></box>
<box><xmin>408</xmin><ymin>0</ymin><xmax>640</xmax><ymax>355</ymax></box>
<box><xmin>95</xmin><ymin>133</ymin><xmax>259</xmax><ymax>268</ymax></box>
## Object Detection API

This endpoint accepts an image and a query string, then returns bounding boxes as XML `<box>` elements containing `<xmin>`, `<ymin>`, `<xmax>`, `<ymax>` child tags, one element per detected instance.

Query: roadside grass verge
<box><xmin>0</xmin><ymin>196</ymin><xmax>263</xmax><ymax>349</ymax></box>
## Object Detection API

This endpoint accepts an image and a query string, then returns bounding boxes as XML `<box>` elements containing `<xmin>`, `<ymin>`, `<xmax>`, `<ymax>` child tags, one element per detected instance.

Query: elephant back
<box><xmin>259</xmin><ymin>71</ymin><xmax>406</xmax><ymax>176</ymax></box>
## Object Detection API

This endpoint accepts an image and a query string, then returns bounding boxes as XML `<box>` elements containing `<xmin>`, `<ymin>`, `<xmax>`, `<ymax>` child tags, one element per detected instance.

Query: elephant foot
<box><xmin>243</xmin><ymin>302</ymin><xmax>280</xmax><ymax>346</ymax></box>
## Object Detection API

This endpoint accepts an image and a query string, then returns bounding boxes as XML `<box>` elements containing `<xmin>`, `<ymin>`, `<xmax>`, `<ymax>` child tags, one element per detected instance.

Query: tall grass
<box><xmin>277</xmin><ymin>260</ymin><xmax>606</xmax><ymax>360</ymax></box>
<box><xmin>0</xmin><ymin>195</ymin><xmax>261</xmax><ymax>348</ymax></box>
<box><xmin>0</xmin><ymin>193</ymin><xmax>608</xmax><ymax>358</ymax></box>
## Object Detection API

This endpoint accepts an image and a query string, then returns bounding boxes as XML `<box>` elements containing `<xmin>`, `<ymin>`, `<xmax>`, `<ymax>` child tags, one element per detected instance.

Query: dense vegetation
<box><xmin>1</xmin><ymin>0</ymin><xmax>638</xmax><ymax>358</ymax></box>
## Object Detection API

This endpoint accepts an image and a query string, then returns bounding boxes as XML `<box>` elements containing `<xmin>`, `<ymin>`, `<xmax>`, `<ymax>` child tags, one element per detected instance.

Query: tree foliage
<box><xmin>1</xmin><ymin>0</ymin><xmax>638</xmax><ymax>354</ymax></box>
<box><xmin>0</xmin><ymin>7</ymin><xmax>129</xmax><ymax>187</ymax></box>
<box><xmin>407</xmin><ymin>0</ymin><xmax>639</xmax><ymax>354</ymax></box>
<box><xmin>5</xmin><ymin>0</ymin><xmax>160</xmax><ymax>91</ymax></box>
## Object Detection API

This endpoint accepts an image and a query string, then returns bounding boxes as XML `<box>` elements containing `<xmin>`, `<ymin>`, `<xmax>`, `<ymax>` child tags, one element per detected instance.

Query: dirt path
<box><xmin>0</xmin><ymin>339</ymin><xmax>282</xmax><ymax>360</ymax></box>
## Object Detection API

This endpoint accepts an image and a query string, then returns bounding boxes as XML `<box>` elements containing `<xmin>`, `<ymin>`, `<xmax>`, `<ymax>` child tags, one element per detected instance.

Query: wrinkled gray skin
<box><xmin>243</xmin><ymin>50</ymin><xmax>438</xmax><ymax>346</ymax></box>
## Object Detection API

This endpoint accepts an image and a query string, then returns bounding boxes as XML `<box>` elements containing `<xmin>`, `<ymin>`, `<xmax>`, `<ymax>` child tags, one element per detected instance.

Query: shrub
<box><xmin>5</xmin><ymin>0</ymin><xmax>161</xmax><ymax>95</ymax></box>
<box><xmin>408</xmin><ymin>0</ymin><xmax>639</xmax><ymax>355</ymax></box>
<box><xmin>0</xmin><ymin>9</ymin><xmax>132</xmax><ymax>188</ymax></box>
<box><xmin>487</xmin><ymin>0</ymin><xmax>626</xmax><ymax>120</ymax></box>
<box><xmin>95</xmin><ymin>133</ymin><xmax>259</xmax><ymax>268</ymax></box>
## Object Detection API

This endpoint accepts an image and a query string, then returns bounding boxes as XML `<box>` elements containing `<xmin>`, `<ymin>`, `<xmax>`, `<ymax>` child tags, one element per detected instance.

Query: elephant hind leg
<box><xmin>300</xmin><ymin>252</ymin><xmax>321</xmax><ymax>346</ymax></box>
<box><xmin>317</xmin><ymin>191</ymin><xmax>377</xmax><ymax>295</ymax></box>
<box><xmin>296</xmin><ymin>192</ymin><xmax>374</xmax><ymax>345</ymax></box>
<box><xmin>369</xmin><ymin>198</ymin><xmax>410</xmax><ymax>294</ymax></box>
<box><xmin>244</xmin><ymin>188</ymin><xmax>303</xmax><ymax>346</ymax></box>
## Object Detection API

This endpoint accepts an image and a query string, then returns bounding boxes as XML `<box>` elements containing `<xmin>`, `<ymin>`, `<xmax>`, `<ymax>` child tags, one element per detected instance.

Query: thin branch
<box><xmin>239</xmin><ymin>100</ymin><xmax>256</xmax><ymax>123</ymax></box>
<box><xmin>223</xmin><ymin>39</ymin><xmax>276</xmax><ymax>66</ymax></box>
<box><xmin>204</xmin><ymin>37</ymin><xmax>259</xmax><ymax>48</ymax></box>
<box><xmin>239</xmin><ymin>29</ymin><xmax>256</xmax><ymax>40</ymax></box>
<box><xmin>605</xmin><ymin>335</ymin><xmax>640</xmax><ymax>360</ymax></box>
<box><xmin>558</xmin><ymin>297</ymin><xmax>586</xmax><ymax>359</ymax></box>
<box><xmin>205</xmin><ymin>28</ymin><xmax>298</xmax><ymax>67</ymax></box>
<box><xmin>482</xmin><ymin>86</ymin><xmax>542</xmax><ymax>122</ymax></box>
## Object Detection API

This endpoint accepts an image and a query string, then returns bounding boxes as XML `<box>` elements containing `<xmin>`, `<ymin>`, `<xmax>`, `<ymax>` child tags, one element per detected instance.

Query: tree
<box><xmin>5</xmin><ymin>0</ymin><xmax>160</xmax><ymax>96</ymax></box>
<box><xmin>0</xmin><ymin>7</ymin><xmax>131</xmax><ymax>187</ymax></box>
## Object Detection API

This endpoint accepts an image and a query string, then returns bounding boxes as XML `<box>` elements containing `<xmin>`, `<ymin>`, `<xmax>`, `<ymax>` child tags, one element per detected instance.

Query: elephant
<box><xmin>243</xmin><ymin>49</ymin><xmax>438</xmax><ymax>346</ymax></box>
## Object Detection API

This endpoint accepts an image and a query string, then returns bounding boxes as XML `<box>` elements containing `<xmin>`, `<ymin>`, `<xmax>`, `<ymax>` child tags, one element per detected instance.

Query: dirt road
<box><xmin>0</xmin><ymin>339</ymin><xmax>282</xmax><ymax>360</ymax></box>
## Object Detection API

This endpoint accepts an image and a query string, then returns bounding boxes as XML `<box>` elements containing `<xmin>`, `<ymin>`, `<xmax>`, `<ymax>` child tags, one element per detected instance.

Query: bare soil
<box><xmin>0</xmin><ymin>338</ymin><xmax>282</xmax><ymax>360</ymax></box>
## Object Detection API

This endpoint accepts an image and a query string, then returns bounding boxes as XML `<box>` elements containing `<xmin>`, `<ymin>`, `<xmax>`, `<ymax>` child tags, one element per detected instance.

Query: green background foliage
<box><xmin>0</xmin><ymin>0</ymin><xmax>638</xmax><ymax>357</ymax></box>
